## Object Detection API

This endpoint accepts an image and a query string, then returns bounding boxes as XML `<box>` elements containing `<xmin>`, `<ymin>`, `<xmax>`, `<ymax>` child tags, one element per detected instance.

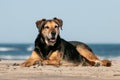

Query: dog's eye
<box><xmin>44</xmin><ymin>26</ymin><xmax>49</xmax><ymax>29</ymax></box>
<box><xmin>55</xmin><ymin>25</ymin><xmax>58</xmax><ymax>28</ymax></box>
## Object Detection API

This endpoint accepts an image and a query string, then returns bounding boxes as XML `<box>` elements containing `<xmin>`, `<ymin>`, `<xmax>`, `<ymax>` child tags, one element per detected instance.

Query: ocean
<box><xmin>0</xmin><ymin>43</ymin><xmax>120</xmax><ymax>60</ymax></box>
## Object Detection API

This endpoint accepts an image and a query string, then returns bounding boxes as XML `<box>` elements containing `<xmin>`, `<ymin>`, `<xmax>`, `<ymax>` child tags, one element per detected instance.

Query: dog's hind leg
<box><xmin>76</xmin><ymin>45</ymin><xmax>111</xmax><ymax>67</ymax></box>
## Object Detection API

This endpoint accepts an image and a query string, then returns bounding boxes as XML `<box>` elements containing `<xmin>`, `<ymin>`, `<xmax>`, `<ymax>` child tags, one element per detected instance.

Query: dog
<box><xmin>21</xmin><ymin>17</ymin><xmax>111</xmax><ymax>67</ymax></box>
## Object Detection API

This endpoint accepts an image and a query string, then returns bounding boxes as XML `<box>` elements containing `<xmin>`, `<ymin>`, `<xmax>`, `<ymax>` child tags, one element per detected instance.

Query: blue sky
<box><xmin>0</xmin><ymin>0</ymin><xmax>120</xmax><ymax>43</ymax></box>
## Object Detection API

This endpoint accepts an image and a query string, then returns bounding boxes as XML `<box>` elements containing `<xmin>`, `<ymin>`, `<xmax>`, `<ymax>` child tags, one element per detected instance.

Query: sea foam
<box><xmin>0</xmin><ymin>47</ymin><xmax>18</xmax><ymax>52</ymax></box>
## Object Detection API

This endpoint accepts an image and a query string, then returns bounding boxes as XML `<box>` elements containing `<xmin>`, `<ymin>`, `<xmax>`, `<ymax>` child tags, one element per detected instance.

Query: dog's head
<box><xmin>36</xmin><ymin>17</ymin><xmax>63</xmax><ymax>46</ymax></box>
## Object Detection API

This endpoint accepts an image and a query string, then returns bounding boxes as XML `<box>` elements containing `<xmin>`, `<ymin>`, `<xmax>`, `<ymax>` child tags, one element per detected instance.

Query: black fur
<box><xmin>69</xmin><ymin>41</ymin><xmax>93</xmax><ymax>52</ymax></box>
<box><xmin>34</xmin><ymin>34</ymin><xmax>84</xmax><ymax>64</ymax></box>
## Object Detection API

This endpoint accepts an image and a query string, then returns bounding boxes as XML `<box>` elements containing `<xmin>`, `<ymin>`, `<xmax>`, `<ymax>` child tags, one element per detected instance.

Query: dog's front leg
<box><xmin>42</xmin><ymin>59</ymin><xmax>61</xmax><ymax>66</ymax></box>
<box><xmin>42</xmin><ymin>50</ymin><xmax>62</xmax><ymax>66</ymax></box>
<box><xmin>20</xmin><ymin>51</ymin><xmax>42</xmax><ymax>67</ymax></box>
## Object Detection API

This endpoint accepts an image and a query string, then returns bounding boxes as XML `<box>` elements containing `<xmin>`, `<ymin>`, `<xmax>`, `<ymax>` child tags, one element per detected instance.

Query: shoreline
<box><xmin>0</xmin><ymin>60</ymin><xmax>120</xmax><ymax>80</ymax></box>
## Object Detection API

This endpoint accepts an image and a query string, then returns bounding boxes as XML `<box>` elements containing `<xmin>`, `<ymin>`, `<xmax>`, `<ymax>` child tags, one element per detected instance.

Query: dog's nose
<box><xmin>51</xmin><ymin>31</ymin><xmax>56</xmax><ymax>37</ymax></box>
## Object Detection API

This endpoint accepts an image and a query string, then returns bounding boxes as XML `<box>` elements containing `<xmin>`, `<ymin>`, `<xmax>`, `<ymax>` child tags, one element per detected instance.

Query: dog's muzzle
<box><xmin>47</xmin><ymin>31</ymin><xmax>57</xmax><ymax>43</ymax></box>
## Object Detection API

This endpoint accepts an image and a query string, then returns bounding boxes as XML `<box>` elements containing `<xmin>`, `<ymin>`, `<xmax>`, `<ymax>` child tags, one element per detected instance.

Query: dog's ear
<box><xmin>53</xmin><ymin>17</ymin><xmax>63</xmax><ymax>30</ymax></box>
<box><xmin>36</xmin><ymin>19</ymin><xmax>46</xmax><ymax>30</ymax></box>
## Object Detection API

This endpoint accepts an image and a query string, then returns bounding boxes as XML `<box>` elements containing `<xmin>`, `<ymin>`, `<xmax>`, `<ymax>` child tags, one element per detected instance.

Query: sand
<box><xmin>0</xmin><ymin>60</ymin><xmax>120</xmax><ymax>80</ymax></box>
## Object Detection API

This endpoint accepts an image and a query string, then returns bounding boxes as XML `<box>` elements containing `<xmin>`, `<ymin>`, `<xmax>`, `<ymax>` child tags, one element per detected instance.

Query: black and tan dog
<box><xmin>21</xmin><ymin>17</ymin><xmax>111</xmax><ymax>67</ymax></box>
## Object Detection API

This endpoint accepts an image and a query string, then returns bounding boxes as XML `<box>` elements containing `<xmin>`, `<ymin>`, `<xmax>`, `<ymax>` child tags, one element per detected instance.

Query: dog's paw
<box><xmin>101</xmin><ymin>60</ymin><xmax>111</xmax><ymax>67</ymax></box>
<box><xmin>20</xmin><ymin>61</ymin><xmax>34</xmax><ymax>67</ymax></box>
<box><xmin>94</xmin><ymin>61</ymin><xmax>101</xmax><ymax>67</ymax></box>
<box><xmin>94</xmin><ymin>60</ymin><xmax>112</xmax><ymax>67</ymax></box>
<box><xmin>41</xmin><ymin>60</ymin><xmax>49</xmax><ymax>65</ymax></box>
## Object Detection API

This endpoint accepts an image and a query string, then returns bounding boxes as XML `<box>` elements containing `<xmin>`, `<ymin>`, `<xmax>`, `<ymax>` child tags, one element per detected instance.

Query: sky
<box><xmin>0</xmin><ymin>0</ymin><xmax>120</xmax><ymax>44</ymax></box>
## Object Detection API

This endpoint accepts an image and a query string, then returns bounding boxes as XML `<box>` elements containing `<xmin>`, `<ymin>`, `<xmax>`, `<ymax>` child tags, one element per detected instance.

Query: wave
<box><xmin>0</xmin><ymin>55</ymin><xmax>29</xmax><ymax>60</ymax></box>
<box><xmin>27</xmin><ymin>46</ymin><xmax>34</xmax><ymax>51</ymax></box>
<box><xmin>99</xmin><ymin>56</ymin><xmax>120</xmax><ymax>60</ymax></box>
<box><xmin>0</xmin><ymin>46</ymin><xmax>34</xmax><ymax>52</ymax></box>
<box><xmin>0</xmin><ymin>47</ymin><xmax>18</xmax><ymax>52</ymax></box>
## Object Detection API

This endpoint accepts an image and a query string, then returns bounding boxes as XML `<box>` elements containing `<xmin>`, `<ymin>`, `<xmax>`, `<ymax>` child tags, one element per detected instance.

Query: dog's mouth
<box><xmin>47</xmin><ymin>37</ymin><xmax>57</xmax><ymax>43</ymax></box>
<box><xmin>45</xmin><ymin>33</ymin><xmax>58</xmax><ymax>46</ymax></box>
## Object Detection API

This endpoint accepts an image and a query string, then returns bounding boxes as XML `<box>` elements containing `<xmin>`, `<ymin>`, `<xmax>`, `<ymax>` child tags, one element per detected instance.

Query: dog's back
<box><xmin>69</xmin><ymin>41</ymin><xmax>93</xmax><ymax>52</ymax></box>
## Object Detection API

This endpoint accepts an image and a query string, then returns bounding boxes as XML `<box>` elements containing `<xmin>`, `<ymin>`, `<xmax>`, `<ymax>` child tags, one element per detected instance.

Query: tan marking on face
<box><xmin>42</xmin><ymin>21</ymin><xmax>59</xmax><ymax>35</ymax></box>
<box><xmin>41</xmin><ymin>21</ymin><xmax>60</xmax><ymax>46</ymax></box>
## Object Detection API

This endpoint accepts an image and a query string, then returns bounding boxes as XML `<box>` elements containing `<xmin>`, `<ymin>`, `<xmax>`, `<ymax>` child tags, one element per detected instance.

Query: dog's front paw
<box><xmin>20</xmin><ymin>61</ymin><xmax>31</xmax><ymax>67</ymax></box>
<box><xmin>20</xmin><ymin>60</ymin><xmax>35</xmax><ymax>67</ymax></box>
<box><xmin>41</xmin><ymin>60</ymin><xmax>49</xmax><ymax>65</ymax></box>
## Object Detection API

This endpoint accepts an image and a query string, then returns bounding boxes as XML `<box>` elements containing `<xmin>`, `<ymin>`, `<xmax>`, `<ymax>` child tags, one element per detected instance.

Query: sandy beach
<box><xmin>0</xmin><ymin>60</ymin><xmax>120</xmax><ymax>80</ymax></box>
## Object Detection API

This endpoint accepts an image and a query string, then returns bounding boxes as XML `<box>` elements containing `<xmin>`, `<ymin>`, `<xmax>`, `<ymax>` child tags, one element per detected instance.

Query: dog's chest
<box><xmin>41</xmin><ymin>47</ymin><xmax>54</xmax><ymax>59</ymax></box>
